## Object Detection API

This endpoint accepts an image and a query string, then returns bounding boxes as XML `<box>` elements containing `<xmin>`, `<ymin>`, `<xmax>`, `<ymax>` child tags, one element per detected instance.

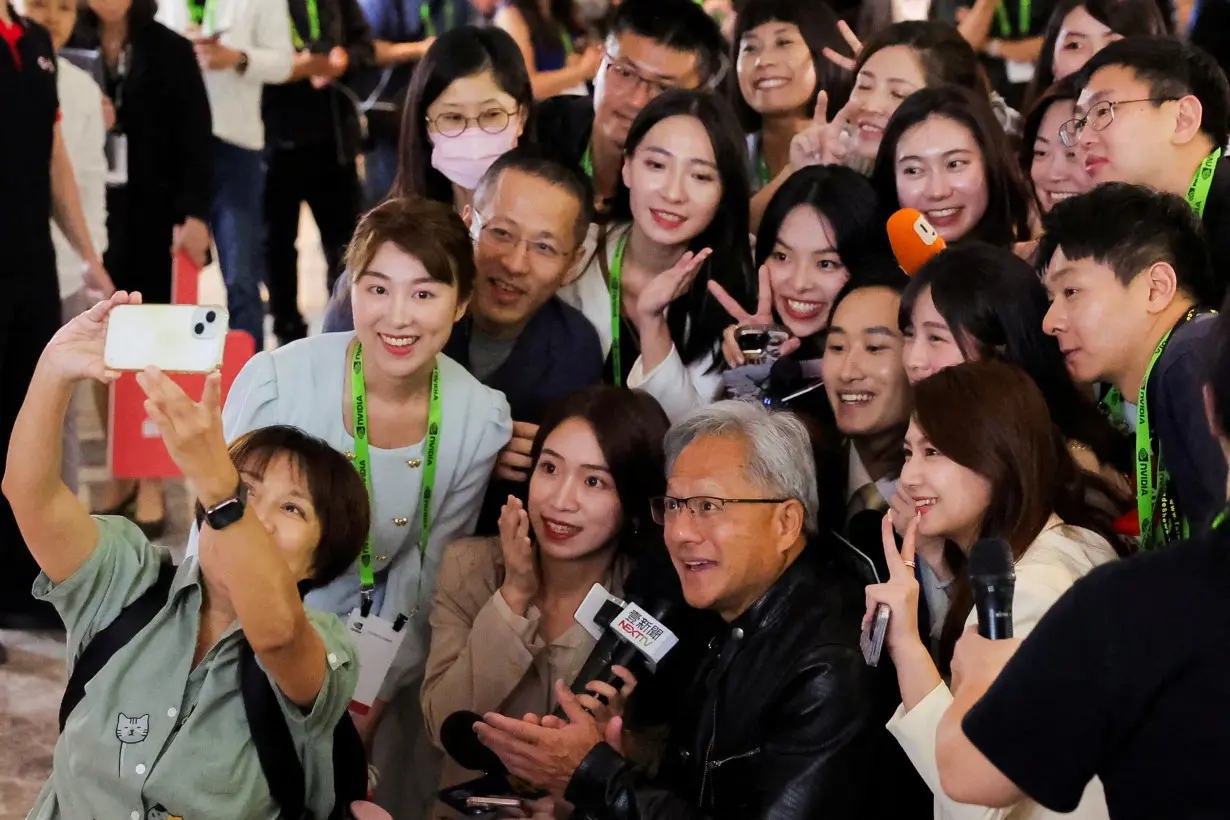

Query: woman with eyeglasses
<box><xmin>397</xmin><ymin>26</ymin><xmax>533</xmax><ymax>214</ymax></box>
<box><xmin>559</xmin><ymin>90</ymin><xmax>756</xmax><ymax>423</ymax></box>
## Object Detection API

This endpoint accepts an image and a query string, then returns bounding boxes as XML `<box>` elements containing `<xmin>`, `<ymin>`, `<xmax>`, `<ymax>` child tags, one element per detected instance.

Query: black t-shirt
<box><xmin>1150</xmin><ymin>313</ymin><xmax>1227</xmax><ymax>531</ymax></box>
<box><xmin>1197</xmin><ymin>155</ymin><xmax>1230</xmax><ymax>304</ymax></box>
<box><xmin>0</xmin><ymin>10</ymin><xmax>58</xmax><ymax>280</ymax></box>
<box><xmin>529</xmin><ymin>93</ymin><xmax>594</xmax><ymax>175</ymax></box>
<box><xmin>962</xmin><ymin>524</ymin><xmax>1230</xmax><ymax>819</ymax></box>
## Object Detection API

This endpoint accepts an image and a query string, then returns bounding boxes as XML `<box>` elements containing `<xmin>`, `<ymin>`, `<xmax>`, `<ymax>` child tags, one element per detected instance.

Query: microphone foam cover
<box><xmin>969</xmin><ymin>537</ymin><xmax>1014</xmax><ymax>579</ymax></box>
<box><xmin>440</xmin><ymin>710</ymin><xmax>506</xmax><ymax>775</ymax></box>
<box><xmin>887</xmin><ymin>208</ymin><xmax>947</xmax><ymax>275</ymax></box>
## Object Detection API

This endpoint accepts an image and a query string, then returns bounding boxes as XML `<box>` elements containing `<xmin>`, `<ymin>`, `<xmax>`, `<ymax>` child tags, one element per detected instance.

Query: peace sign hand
<box><xmin>863</xmin><ymin>512</ymin><xmax>924</xmax><ymax>659</ymax></box>
<box><xmin>789</xmin><ymin>91</ymin><xmax>857</xmax><ymax>170</ymax></box>
<box><xmin>821</xmin><ymin>20</ymin><xmax>862</xmax><ymax>72</ymax></box>
<box><xmin>631</xmin><ymin>248</ymin><xmax>713</xmax><ymax>327</ymax></box>
<box><xmin>710</xmin><ymin>265</ymin><xmax>801</xmax><ymax>367</ymax></box>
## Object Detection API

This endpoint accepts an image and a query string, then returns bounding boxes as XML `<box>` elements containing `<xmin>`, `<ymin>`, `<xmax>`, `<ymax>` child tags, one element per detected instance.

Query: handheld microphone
<box><xmin>969</xmin><ymin>537</ymin><xmax>1015</xmax><ymax>639</ymax></box>
<box><xmin>439</xmin><ymin>710</ymin><xmax>548</xmax><ymax>799</ymax></box>
<box><xmin>556</xmin><ymin>585</ymin><xmax>679</xmax><ymax>717</ymax></box>
<box><xmin>887</xmin><ymin>208</ymin><xmax>947</xmax><ymax>275</ymax></box>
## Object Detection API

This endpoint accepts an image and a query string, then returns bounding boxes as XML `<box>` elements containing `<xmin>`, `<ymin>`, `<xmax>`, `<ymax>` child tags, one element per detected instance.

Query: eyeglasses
<box><xmin>649</xmin><ymin>495</ymin><xmax>788</xmax><ymax>525</ymax></box>
<box><xmin>1058</xmin><ymin>98</ymin><xmax>1178</xmax><ymax>147</ymax></box>
<box><xmin>475</xmin><ymin>222</ymin><xmax>566</xmax><ymax>262</ymax></box>
<box><xmin>426</xmin><ymin>107</ymin><xmax>519</xmax><ymax>138</ymax></box>
<box><xmin>603</xmin><ymin>59</ymin><xmax>682</xmax><ymax>99</ymax></box>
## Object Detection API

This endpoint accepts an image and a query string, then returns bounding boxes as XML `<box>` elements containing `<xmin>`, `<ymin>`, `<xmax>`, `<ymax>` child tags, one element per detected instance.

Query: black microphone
<box><xmin>554</xmin><ymin>595</ymin><xmax>677</xmax><ymax>718</ymax></box>
<box><xmin>439</xmin><ymin>710</ymin><xmax>548</xmax><ymax>799</ymax></box>
<box><xmin>969</xmin><ymin>537</ymin><xmax>1015</xmax><ymax>639</ymax></box>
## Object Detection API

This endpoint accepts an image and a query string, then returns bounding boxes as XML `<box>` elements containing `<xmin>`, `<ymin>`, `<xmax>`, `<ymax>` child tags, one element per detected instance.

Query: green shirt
<box><xmin>29</xmin><ymin>516</ymin><xmax>358</xmax><ymax>820</ymax></box>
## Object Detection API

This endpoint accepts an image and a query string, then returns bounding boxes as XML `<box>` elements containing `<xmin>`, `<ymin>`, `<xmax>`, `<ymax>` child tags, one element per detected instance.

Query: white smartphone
<box><xmin>103</xmin><ymin>304</ymin><xmax>229</xmax><ymax>373</ymax></box>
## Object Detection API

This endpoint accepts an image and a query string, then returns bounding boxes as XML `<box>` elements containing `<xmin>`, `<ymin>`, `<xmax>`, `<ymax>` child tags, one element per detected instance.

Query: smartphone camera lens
<box><xmin>194</xmin><ymin>322</ymin><xmax>205</xmax><ymax>336</ymax></box>
<box><xmin>205</xmin><ymin>310</ymin><xmax>217</xmax><ymax>323</ymax></box>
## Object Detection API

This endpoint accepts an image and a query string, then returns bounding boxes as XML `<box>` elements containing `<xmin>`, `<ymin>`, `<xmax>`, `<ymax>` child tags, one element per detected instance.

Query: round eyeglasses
<box><xmin>427</xmin><ymin>107</ymin><xmax>519</xmax><ymax>138</ymax></box>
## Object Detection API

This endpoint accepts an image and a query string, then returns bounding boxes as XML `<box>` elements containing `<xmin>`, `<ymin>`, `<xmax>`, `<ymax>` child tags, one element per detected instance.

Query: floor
<box><xmin>0</xmin><ymin>208</ymin><xmax>330</xmax><ymax>819</ymax></box>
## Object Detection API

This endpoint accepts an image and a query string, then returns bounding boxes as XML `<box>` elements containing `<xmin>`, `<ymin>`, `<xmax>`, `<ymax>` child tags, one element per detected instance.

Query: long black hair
<box><xmin>852</xmin><ymin>20</ymin><xmax>990</xmax><ymax>97</ymax></box>
<box><xmin>1018</xmin><ymin>74</ymin><xmax>1082</xmax><ymax>212</ymax></box>
<box><xmin>731</xmin><ymin>0</ymin><xmax>854</xmax><ymax>131</ymax></box>
<box><xmin>607</xmin><ymin>90</ymin><xmax>756</xmax><ymax>367</ymax></box>
<box><xmin>1025</xmin><ymin>0</ymin><xmax>1168</xmax><ymax>111</ymax></box>
<box><xmin>901</xmin><ymin>242</ymin><xmax>1130</xmax><ymax>475</ymax></box>
<box><xmin>872</xmin><ymin>85</ymin><xmax>1034</xmax><ymax>247</ymax></box>
<box><xmin>397</xmin><ymin>26</ymin><xmax>533</xmax><ymax>205</ymax></box>
<box><xmin>73</xmin><ymin>0</ymin><xmax>158</xmax><ymax>39</ymax></box>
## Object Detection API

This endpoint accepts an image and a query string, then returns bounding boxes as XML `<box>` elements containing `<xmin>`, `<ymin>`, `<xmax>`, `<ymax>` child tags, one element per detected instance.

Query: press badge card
<box><xmin>345</xmin><ymin>610</ymin><xmax>407</xmax><ymax>714</ymax></box>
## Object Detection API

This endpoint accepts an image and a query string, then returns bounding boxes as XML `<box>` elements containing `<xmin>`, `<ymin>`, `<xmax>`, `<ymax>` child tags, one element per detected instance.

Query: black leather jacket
<box><xmin>564</xmin><ymin>547</ymin><xmax>878</xmax><ymax>820</ymax></box>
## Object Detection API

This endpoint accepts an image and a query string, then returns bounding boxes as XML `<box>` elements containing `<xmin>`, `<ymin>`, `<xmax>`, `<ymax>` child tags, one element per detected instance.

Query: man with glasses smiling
<box><xmin>472</xmin><ymin>400</ymin><xmax>887</xmax><ymax>819</ymax></box>
<box><xmin>531</xmin><ymin>0</ymin><xmax>727</xmax><ymax>208</ymax></box>
<box><xmin>1064</xmin><ymin>36</ymin><xmax>1230</xmax><ymax>292</ymax></box>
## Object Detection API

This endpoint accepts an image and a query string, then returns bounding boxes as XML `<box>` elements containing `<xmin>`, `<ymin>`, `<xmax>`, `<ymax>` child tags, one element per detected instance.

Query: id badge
<box><xmin>345</xmin><ymin>609</ymin><xmax>407</xmax><ymax>714</ymax></box>
<box><xmin>1005</xmin><ymin>59</ymin><xmax>1035</xmax><ymax>85</ymax></box>
<box><xmin>105</xmin><ymin>132</ymin><xmax>129</xmax><ymax>187</ymax></box>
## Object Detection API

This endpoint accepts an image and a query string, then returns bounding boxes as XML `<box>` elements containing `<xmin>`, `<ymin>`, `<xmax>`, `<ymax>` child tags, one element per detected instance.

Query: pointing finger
<box><xmin>754</xmin><ymin>265</ymin><xmax>772</xmax><ymax>319</ymax></box>
<box><xmin>901</xmin><ymin>511</ymin><xmax>919</xmax><ymax>568</ymax></box>
<box><xmin>813</xmin><ymin>90</ymin><xmax>830</xmax><ymax>125</ymax></box>
<box><xmin>837</xmin><ymin>19</ymin><xmax>862</xmax><ymax>55</ymax></box>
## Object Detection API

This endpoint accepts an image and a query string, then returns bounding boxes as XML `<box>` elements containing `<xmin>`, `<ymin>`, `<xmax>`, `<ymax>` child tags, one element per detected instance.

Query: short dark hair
<box><xmin>755</xmin><ymin>163</ymin><xmax>895</xmax><ymax>286</ymax></box>
<box><xmin>347</xmin><ymin>197</ymin><xmax>477</xmax><ymax>304</ymax></box>
<box><xmin>1076</xmin><ymin>36</ymin><xmax>1230</xmax><ymax>150</ymax></box>
<box><xmin>853</xmin><ymin>21</ymin><xmax>990</xmax><ymax>98</ymax></box>
<box><xmin>1210</xmin><ymin>299</ymin><xmax>1230</xmax><ymax>440</ymax></box>
<box><xmin>1036</xmin><ymin>182</ymin><xmax>1222</xmax><ymax>308</ymax></box>
<box><xmin>225</xmin><ymin>426</ymin><xmax>370</xmax><ymax>593</ymax></box>
<box><xmin>609</xmin><ymin>0</ymin><xmax>728</xmax><ymax>87</ymax></box>
<box><xmin>902</xmin><ymin>242</ymin><xmax>1129</xmax><ymax>473</ymax></box>
<box><xmin>872</xmin><ymin>84</ymin><xmax>1034</xmax><ymax>246</ymax></box>
<box><xmin>825</xmin><ymin>263</ymin><xmax>911</xmax><ymax>336</ymax></box>
<box><xmin>474</xmin><ymin>147</ymin><xmax>595</xmax><ymax>247</ymax></box>
<box><xmin>732</xmin><ymin>0</ymin><xmax>854</xmax><ymax>130</ymax></box>
<box><xmin>1019</xmin><ymin>74</ymin><xmax>1081</xmax><ymax>210</ymax></box>
<box><xmin>529</xmin><ymin>386</ymin><xmax>672</xmax><ymax>558</ymax></box>
<box><xmin>397</xmin><ymin>27</ymin><xmax>534</xmax><ymax>205</ymax></box>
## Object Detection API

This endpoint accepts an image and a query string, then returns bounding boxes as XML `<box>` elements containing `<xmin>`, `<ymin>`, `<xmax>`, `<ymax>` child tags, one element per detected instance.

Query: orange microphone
<box><xmin>887</xmin><ymin>208</ymin><xmax>947</xmax><ymax>275</ymax></box>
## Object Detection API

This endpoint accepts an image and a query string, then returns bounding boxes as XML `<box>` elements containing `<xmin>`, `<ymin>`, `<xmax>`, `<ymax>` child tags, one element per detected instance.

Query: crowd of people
<box><xmin>1</xmin><ymin>0</ymin><xmax>1229</xmax><ymax>817</ymax></box>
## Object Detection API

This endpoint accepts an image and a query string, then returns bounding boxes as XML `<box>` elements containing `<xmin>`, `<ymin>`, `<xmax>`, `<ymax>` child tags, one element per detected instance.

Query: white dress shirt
<box><xmin>156</xmin><ymin>0</ymin><xmax>294</xmax><ymax>150</ymax></box>
<box><xmin>51</xmin><ymin>58</ymin><xmax>108</xmax><ymax>298</ymax></box>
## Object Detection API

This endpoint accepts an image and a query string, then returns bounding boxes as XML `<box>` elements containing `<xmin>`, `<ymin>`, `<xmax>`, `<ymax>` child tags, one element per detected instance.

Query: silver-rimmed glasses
<box><xmin>649</xmin><ymin>495</ymin><xmax>788</xmax><ymax>525</ymax></box>
<box><xmin>426</xmin><ymin>107</ymin><xmax>519</xmax><ymax>137</ymax></box>
<box><xmin>1058</xmin><ymin>97</ymin><xmax>1179</xmax><ymax>147</ymax></box>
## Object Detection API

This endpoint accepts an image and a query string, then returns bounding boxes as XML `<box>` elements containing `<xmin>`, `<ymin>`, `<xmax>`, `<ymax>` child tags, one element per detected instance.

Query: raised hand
<box><xmin>710</xmin><ymin>265</ymin><xmax>801</xmax><ymax>366</ymax></box>
<box><xmin>576</xmin><ymin>665</ymin><xmax>638</xmax><ymax>732</ymax></box>
<box><xmin>789</xmin><ymin>90</ymin><xmax>857</xmax><ymax>170</ymax></box>
<box><xmin>863</xmin><ymin>512</ymin><xmax>924</xmax><ymax>658</ymax></box>
<box><xmin>821</xmin><ymin>20</ymin><xmax>862</xmax><ymax>72</ymax></box>
<box><xmin>42</xmin><ymin>290</ymin><xmax>142</xmax><ymax>385</ymax></box>
<box><xmin>136</xmin><ymin>368</ymin><xmax>235</xmax><ymax>504</ymax></box>
<box><xmin>632</xmin><ymin>248</ymin><xmax>713</xmax><ymax>328</ymax></box>
<box><xmin>498</xmin><ymin>496</ymin><xmax>538</xmax><ymax>614</ymax></box>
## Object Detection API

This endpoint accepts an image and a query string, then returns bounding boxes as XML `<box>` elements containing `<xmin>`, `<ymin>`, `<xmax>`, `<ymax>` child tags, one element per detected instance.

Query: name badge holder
<box><xmin>346</xmin><ymin>610</ymin><xmax>409</xmax><ymax>714</ymax></box>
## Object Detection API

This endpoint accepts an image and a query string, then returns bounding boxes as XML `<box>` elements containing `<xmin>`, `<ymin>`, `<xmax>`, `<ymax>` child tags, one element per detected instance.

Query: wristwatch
<box><xmin>235</xmin><ymin>51</ymin><xmax>250</xmax><ymax>76</ymax></box>
<box><xmin>197</xmin><ymin>481</ymin><xmax>248</xmax><ymax>531</ymax></box>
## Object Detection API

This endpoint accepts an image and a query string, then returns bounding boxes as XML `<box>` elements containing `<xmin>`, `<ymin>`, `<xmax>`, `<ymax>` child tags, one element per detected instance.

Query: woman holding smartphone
<box><xmin>203</xmin><ymin>197</ymin><xmax>512</xmax><ymax>813</ymax></box>
<box><xmin>560</xmin><ymin>90</ymin><xmax>756</xmax><ymax>423</ymax></box>
<box><xmin>865</xmin><ymin>359</ymin><xmax>1126</xmax><ymax>820</ymax></box>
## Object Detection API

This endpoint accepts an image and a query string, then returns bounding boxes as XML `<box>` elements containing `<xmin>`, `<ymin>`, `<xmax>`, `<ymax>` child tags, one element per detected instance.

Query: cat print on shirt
<box><xmin>115</xmin><ymin>712</ymin><xmax>149</xmax><ymax>777</ymax></box>
<box><xmin>147</xmin><ymin>804</ymin><xmax>183</xmax><ymax>820</ymax></box>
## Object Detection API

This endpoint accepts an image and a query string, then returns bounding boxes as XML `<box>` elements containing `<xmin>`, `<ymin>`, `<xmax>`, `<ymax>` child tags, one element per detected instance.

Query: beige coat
<box><xmin>421</xmin><ymin>537</ymin><xmax>626</xmax><ymax>816</ymax></box>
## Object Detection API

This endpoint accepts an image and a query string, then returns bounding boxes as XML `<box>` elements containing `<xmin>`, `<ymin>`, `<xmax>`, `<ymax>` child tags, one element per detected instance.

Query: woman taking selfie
<box><xmin>1019</xmin><ymin>76</ymin><xmax>1091</xmax><ymax>215</ymax></box>
<box><xmin>560</xmin><ymin>90</ymin><xmax>755</xmax><ymax>423</ymax></box>
<box><xmin>867</xmin><ymin>359</ymin><xmax>1125</xmax><ymax>819</ymax></box>
<box><xmin>899</xmin><ymin>242</ymin><xmax>1129</xmax><ymax>489</ymax></box>
<box><xmin>210</xmin><ymin>197</ymin><xmax>512</xmax><ymax>809</ymax></box>
<box><xmin>422</xmin><ymin>386</ymin><xmax>674</xmax><ymax>811</ymax></box>
<box><xmin>872</xmin><ymin>85</ymin><xmax>1034</xmax><ymax>247</ymax></box>
<box><xmin>4</xmin><ymin>292</ymin><xmax>368</xmax><ymax>820</ymax></box>
<box><xmin>397</xmin><ymin>26</ymin><xmax>533</xmax><ymax>213</ymax></box>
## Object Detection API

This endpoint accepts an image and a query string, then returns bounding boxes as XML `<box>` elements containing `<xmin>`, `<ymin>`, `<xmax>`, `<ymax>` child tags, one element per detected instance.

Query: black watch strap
<box><xmin>235</xmin><ymin>51</ymin><xmax>250</xmax><ymax>75</ymax></box>
<box><xmin>197</xmin><ymin>481</ymin><xmax>248</xmax><ymax>531</ymax></box>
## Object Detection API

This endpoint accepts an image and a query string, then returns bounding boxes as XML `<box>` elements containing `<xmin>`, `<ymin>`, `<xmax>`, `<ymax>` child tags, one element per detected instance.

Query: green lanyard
<box><xmin>561</xmin><ymin>26</ymin><xmax>574</xmax><ymax>57</ymax></box>
<box><xmin>187</xmin><ymin>0</ymin><xmax>217</xmax><ymax>30</ymax></box>
<box><xmin>419</xmin><ymin>1</ymin><xmax>455</xmax><ymax>39</ymax></box>
<box><xmin>757</xmin><ymin>151</ymin><xmax>771</xmax><ymax>188</ymax></box>
<box><xmin>580</xmin><ymin>143</ymin><xmax>594</xmax><ymax>179</ymax></box>
<box><xmin>1186</xmin><ymin>148</ymin><xmax>1221</xmax><ymax>218</ymax></box>
<box><xmin>290</xmin><ymin>0</ymin><xmax>321</xmax><ymax>51</ymax></box>
<box><xmin>350</xmin><ymin>342</ymin><xmax>442</xmax><ymax>616</ymax></box>
<box><xmin>1102</xmin><ymin>309</ymin><xmax>1201</xmax><ymax>550</ymax></box>
<box><xmin>1212</xmin><ymin>509</ymin><xmax>1227</xmax><ymax>530</ymax></box>
<box><xmin>608</xmin><ymin>232</ymin><xmax>629</xmax><ymax>387</ymax></box>
<box><xmin>994</xmin><ymin>0</ymin><xmax>1030</xmax><ymax>37</ymax></box>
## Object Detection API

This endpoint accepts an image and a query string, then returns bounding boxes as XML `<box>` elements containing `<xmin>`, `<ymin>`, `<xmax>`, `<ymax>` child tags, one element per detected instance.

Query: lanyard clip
<box><xmin>359</xmin><ymin>586</ymin><xmax>375</xmax><ymax>618</ymax></box>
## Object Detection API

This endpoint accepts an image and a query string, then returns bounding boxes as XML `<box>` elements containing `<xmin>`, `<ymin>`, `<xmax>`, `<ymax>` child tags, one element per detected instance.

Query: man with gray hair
<box><xmin>473</xmin><ymin>400</ymin><xmax>882</xmax><ymax>819</ymax></box>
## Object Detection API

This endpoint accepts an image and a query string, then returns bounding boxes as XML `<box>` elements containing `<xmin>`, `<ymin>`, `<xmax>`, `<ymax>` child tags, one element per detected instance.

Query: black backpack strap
<box><xmin>239</xmin><ymin>641</ymin><xmax>370</xmax><ymax>820</ymax></box>
<box><xmin>59</xmin><ymin>558</ymin><xmax>177</xmax><ymax>732</ymax></box>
